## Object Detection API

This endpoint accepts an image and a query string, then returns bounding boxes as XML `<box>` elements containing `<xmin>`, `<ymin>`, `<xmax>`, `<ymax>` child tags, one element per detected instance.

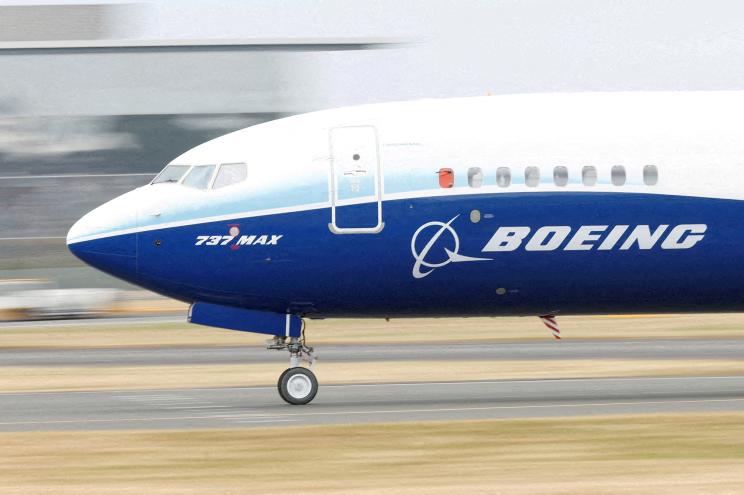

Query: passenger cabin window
<box><xmin>643</xmin><ymin>165</ymin><xmax>658</xmax><ymax>186</ymax></box>
<box><xmin>525</xmin><ymin>166</ymin><xmax>540</xmax><ymax>187</ymax></box>
<box><xmin>468</xmin><ymin>167</ymin><xmax>484</xmax><ymax>188</ymax></box>
<box><xmin>213</xmin><ymin>163</ymin><xmax>248</xmax><ymax>189</ymax></box>
<box><xmin>496</xmin><ymin>167</ymin><xmax>511</xmax><ymax>187</ymax></box>
<box><xmin>553</xmin><ymin>166</ymin><xmax>568</xmax><ymax>187</ymax></box>
<box><xmin>611</xmin><ymin>165</ymin><xmax>626</xmax><ymax>186</ymax></box>
<box><xmin>582</xmin><ymin>166</ymin><xmax>597</xmax><ymax>186</ymax></box>
<box><xmin>438</xmin><ymin>168</ymin><xmax>454</xmax><ymax>188</ymax></box>
<box><xmin>182</xmin><ymin>165</ymin><xmax>216</xmax><ymax>190</ymax></box>
<box><xmin>152</xmin><ymin>164</ymin><xmax>189</xmax><ymax>184</ymax></box>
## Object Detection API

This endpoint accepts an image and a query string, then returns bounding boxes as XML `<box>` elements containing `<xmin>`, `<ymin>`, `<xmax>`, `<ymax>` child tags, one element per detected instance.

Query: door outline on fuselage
<box><xmin>328</xmin><ymin>125</ymin><xmax>385</xmax><ymax>234</ymax></box>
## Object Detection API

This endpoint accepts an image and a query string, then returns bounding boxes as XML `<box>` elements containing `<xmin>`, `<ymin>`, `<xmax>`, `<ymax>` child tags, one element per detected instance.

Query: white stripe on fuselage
<box><xmin>66</xmin><ymin>187</ymin><xmax>739</xmax><ymax>245</ymax></box>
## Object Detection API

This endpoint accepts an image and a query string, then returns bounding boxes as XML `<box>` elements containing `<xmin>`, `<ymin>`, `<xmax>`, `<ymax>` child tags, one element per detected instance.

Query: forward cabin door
<box><xmin>329</xmin><ymin>125</ymin><xmax>384</xmax><ymax>234</ymax></box>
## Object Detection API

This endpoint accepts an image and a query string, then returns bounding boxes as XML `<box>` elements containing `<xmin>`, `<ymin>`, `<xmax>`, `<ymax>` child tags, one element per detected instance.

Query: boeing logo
<box><xmin>410</xmin><ymin>215</ymin><xmax>491</xmax><ymax>279</ymax></box>
<box><xmin>411</xmin><ymin>217</ymin><xmax>707</xmax><ymax>279</ymax></box>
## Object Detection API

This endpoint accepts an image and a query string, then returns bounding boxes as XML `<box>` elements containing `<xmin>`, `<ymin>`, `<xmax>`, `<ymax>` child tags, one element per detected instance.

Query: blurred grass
<box><xmin>1</xmin><ymin>414</ymin><xmax>743</xmax><ymax>494</ymax></box>
<box><xmin>4</xmin><ymin>314</ymin><xmax>744</xmax><ymax>349</ymax></box>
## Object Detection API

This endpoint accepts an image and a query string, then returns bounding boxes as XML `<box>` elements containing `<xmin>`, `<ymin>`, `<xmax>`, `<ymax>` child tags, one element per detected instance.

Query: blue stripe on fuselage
<box><xmin>73</xmin><ymin>192</ymin><xmax>744</xmax><ymax>317</ymax></box>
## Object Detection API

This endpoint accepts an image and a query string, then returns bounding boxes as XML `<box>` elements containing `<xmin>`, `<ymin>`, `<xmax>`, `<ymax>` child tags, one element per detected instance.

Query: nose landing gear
<box><xmin>267</xmin><ymin>333</ymin><xmax>318</xmax><ymax>405</ymax></box>
<box><xmin>188</xmin><ymin>303</ymin><xmax>317</xmax><ymax>403</ymax></box>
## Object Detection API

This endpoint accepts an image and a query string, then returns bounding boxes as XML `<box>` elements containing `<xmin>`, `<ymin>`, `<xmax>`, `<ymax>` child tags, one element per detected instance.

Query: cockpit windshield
<box><xmin>151</xmin><ymin>162</ymin><xmax>247</xmax><ymax>190</ymax></box>
<box><xmin>152</xmin><ymin>164</ymin><xmax>190</xmax><ymax>184</ymax></box>
<box><xmin>213</xmin><ymin>163</ymin><xmax>248</xmax><ymax>189</ymax></box>
<box><xmin>182</xmin><ymin>165</ymin><xmax>216</xmax><ymax>190</ymax></box>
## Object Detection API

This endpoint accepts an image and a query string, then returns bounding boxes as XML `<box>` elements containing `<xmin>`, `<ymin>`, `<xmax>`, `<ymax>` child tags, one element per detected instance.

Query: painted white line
<box><xmin>106</xmin><ymin>374</ymin><xmax>744</xmax><ymax>394</ymax></box>
<box><xmin>0</xmin><ymin>416</ymin><xmax>295</xmax><ymax>426</ymax></box>
<box><xmin>114</xmin><ymin>395</ymin><xmax>190</xmax><ymax>401</ymax></box>
<box><xmin>231</xmin><ymin>419</ymin><xmax>298</xmax><ymax>424</ymax></box>
<box><xmin>267</xmin><ymin>397</ymin><xmax>744</xmax><ymax>419</ymax></box>
<box><xmin>0</xmin><ymin>375</ymin><xmax>744</xmax><ymax>397</ymax></box>
<box><xmin>208</xmin><ymin>413</ymin><xmax>278</xmax><ymax>418</ymax></box>
<box><xmin>211</xmin><ymin>419</ymin><xmax>297</xmax><ymax>424</ymax></box>
<box><xmin>117</xmin><ymin>397</ymin><xmax>197</xmax><ymax>402</ymax></box>
<box><xmin>319</xmin><ymin>375</ymin><xmax>744</xmax><ymax>388</ymax></box>
<box><xmin>0</xmin><ymin>397</ymin><xmax>742</xmax><ymax>428</ymax></box>
<box><xmin>160</xmin><ymin>406</ymin><xmax>234</xmax><ymax>410</ymax></box>
<box><xmin>2</xmin><ymin>375</ymin><xmax>744</xmax><ymax>398</ymax></box>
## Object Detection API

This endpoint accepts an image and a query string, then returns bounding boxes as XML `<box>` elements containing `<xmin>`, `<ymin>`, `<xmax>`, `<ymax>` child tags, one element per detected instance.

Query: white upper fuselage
<box><xmin>67</xmin><ymin>91</ymin><xmax>744</xmax><ymax>245</ymax></box>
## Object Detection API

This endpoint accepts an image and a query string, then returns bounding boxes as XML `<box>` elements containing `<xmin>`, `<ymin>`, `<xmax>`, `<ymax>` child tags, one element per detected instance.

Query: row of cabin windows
<box><xmin>439</xmin><ymin>165</ymin><xmax>659</xmax><ymax>189</ymax></box>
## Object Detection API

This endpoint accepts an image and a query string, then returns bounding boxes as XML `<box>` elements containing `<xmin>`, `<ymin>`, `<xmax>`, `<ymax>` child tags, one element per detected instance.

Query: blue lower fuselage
<box><xmin>69</xmin><ymin>192</ymin><xmax>744</xmax><ymax>317</ymax></box>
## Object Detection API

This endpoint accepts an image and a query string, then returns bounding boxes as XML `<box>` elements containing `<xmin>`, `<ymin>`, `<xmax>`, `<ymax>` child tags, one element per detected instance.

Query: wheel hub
<box><xmin>286</xmin><ymin>373</ymin><xmax>312</xmax><ymax>399</ymax></box>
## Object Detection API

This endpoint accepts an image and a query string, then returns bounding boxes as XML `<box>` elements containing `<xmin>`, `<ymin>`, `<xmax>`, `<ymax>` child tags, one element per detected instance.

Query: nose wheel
<box><xmin>278</xmin><ymin>367</ymin><xmax>318</xmax><ymax>405</ymax></box>
<box><xmin>267</xmin><ymin>330</ymin><xmax>318</xmax><ymax>405</ymax></box>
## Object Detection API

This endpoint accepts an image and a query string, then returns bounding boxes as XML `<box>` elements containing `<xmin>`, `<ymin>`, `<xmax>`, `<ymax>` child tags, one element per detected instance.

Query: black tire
<box><xmin>278</xmin><ymin>367</ymin><xmax>318</xmax><ymax>405</ymax></box>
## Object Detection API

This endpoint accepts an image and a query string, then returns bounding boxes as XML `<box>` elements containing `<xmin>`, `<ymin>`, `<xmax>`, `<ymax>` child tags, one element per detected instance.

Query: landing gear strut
<box><xmin>266</xmin><ymin>330</ymin><xmax>318</xmax><ymax>405</ymax></box>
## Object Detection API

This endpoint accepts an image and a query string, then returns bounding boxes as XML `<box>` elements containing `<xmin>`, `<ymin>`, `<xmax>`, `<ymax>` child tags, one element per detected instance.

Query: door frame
<box><xmin>328</xmin><ymin>125</ymin><xmax>385</xmax><ymax>234</ymax></box>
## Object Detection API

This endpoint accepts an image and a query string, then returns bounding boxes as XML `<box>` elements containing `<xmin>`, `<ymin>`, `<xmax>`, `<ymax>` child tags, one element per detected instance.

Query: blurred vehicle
<box><xmin>0</xmin><ymin>279</ymin><xmax>119</xmax><ymax>320</ymax></box>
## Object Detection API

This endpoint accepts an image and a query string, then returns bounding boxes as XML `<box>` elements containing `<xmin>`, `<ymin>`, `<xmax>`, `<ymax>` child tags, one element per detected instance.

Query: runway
<box><xmin>2</xmin><ymin>376</ymin><xmax>744</xmax><ymax>431</ymax></box>
<box><xmin>4</xmin><ymin>339</ymin><xmax>744</xmax><ymax>366</ymax></box>
<box><xmin>3</xmin><ymin>332</ymin><xmax>744</xmax><ymax>432</ymax></box>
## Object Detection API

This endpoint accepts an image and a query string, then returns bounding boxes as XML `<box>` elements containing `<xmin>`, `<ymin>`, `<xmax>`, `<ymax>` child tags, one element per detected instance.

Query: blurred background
<box><xmin>3</xmin><ymin>0</ymin><xmax>744</xmax><ymax>319</ymax></box>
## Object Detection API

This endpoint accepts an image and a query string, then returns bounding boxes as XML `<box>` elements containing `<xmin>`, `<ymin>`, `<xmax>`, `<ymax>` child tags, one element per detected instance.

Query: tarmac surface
<box><xmin>2</xmin><ymin>376</ymin><xmax>744</xmax><ymax>431</ymax></box>
<box><xmin>3</xmin><ymin>339</ymin><xmax>744</xmax><ymax>366</ymax></box>
<box><xmin>3</xmin><ymin>326</ymin><xmax>744</xmax><ymax>432</ymax></box>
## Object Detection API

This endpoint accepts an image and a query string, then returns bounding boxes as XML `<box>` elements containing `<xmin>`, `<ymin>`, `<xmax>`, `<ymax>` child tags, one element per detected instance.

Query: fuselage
<box><xmin>67</xmin><ymin>91</ymin><xmax>744</xmax><ymax>317</ymax></box>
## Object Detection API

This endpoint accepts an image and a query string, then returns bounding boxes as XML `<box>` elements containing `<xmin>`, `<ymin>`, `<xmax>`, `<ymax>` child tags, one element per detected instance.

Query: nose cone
<box><xmin>67</xmin><ymin>191</ymin><xmax>140</xmax><ymax>282</ymax></box>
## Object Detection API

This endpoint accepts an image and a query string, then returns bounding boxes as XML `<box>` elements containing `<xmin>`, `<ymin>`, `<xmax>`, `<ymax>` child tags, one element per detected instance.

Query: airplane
<box><xmin>67</xmin><ymin>91</ymin><xmax>740</xmax><ymax>404</ymax></box>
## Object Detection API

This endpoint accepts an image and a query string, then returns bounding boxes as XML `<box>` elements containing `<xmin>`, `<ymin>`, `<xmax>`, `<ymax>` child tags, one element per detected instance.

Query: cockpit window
<box><xmin>152</xmin><ymin>164</ymin><xmax>189</xmax><ymax>184</ymax></box>
<box><xmin>213</xmin><ymin>163</ymin><xmax>247</xmax><ymax>190</ymax></box>
<box><xmin>182</xmin><ymin>165</ymin><xmax>216</xmax><ymax>190</ymax></box>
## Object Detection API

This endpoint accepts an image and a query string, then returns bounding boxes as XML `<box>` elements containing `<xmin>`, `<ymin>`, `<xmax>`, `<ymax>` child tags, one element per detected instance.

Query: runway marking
<box><xmin>113</xmin><ymin>394</ymin><xmax>228</xmax><ymax>410</ymax></box>
<box><xmin>0</xmin><ymin>417</ymin><xmax>296</xmax><ymax>426</ymax></box>
<box><xmin>160</xmin><ymin>406</ymin><xmax>234</xmax><ymax>410</ymax></box>
<box><xmin>318</xmin><ymin>375</ymin><xmax>744</xmax><ymax>388</ymax></box>
<box><xmin>231</xmin><ymin>419</ymin><xmax>288</xmax><ymax>424</ymax></box>
<box><xmin>267</xmin><ymin>397</ymin><xmax>744</xmax><ymax>419</ymax></box>
<box><xmin>114</xmin><ymin>395</ymin><xmax>197</xmax><ymax>402</ymax></box>
<box><xmin>1</xmin><ymin>398</ymin><xmax>744</xmax><ymax>428</ymax></box>
<box><xmin>2</xmin><ymin>375</ymin><xmax>744</xmax><ymax>396</ymax></box>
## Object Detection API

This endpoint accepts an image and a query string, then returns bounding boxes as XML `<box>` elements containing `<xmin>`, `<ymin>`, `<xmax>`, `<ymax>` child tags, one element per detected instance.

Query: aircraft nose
<box><xmin>67</xmin><ymin>192</ymin><xmax>139</xmax><ymax>281</ymax></box>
